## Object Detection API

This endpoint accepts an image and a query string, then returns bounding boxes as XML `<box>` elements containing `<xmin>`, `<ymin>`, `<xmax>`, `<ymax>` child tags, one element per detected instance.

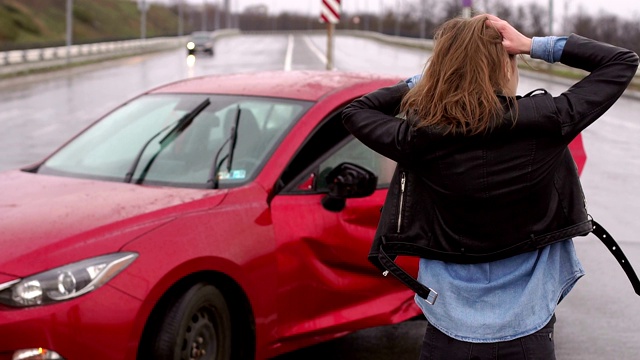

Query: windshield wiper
<box><xmin>124</xmin><ymin>98</ymin><xmax>211</xmax><ymax>184</ymax></box>
<box><xmin>207</xmin><ymin>105</ymin><xmax>241</xmax><ymax>189</ymax></box>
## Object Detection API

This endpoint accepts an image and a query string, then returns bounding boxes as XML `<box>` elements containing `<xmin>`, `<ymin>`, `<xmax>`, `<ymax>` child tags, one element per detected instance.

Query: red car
<box><xmin>0</xmin><ymin>71</ymin><xmax>586</xmax><ymax>360</ymax></box>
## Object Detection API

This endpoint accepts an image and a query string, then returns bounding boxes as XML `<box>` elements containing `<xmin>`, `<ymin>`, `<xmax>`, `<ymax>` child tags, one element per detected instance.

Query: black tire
<box><xmin>152</xmin><ymin>283</ymin><xmax>232</xmax><ymax>360</ymax></box>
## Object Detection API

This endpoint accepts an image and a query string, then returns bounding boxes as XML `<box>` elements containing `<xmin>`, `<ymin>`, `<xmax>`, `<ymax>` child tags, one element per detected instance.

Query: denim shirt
<box><xmin>411</xmin><ymin>36</ymin><xmax>585</xmax><ymax>343</ymax></box>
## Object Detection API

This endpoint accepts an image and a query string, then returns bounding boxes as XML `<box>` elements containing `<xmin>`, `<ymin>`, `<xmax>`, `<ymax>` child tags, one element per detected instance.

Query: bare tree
<box><xmin>441</xmin><ymin>0</ymin><xmax>462</xmax><ymax>21</ymax></box>
<box><xmin>617</xmin><ymin>18</ymin><xmax>640</xmax><ymax>54</ymax></box>
<box><xmin>492</xmin><ymin>2</ymin><xmax>514</xmax><ymax>22</ymax></box>
<box><xmin>567</xmin><ymin>12</ymin><xmax>640</xmax><ymax>56</ymax></box>
<box><xmin>598</xmin><ymin>14</ymin><xmax>621</xmax><ymax>44</ymax></box>
<box><xmin>570</xmin><ymin>12</ymin><xmax>598</xmax><ymax>39</ymax></box>
<box><xmin>524</xmin><ymin>2</ymin><xmax>548</xmax><ymax>36</ymax></box>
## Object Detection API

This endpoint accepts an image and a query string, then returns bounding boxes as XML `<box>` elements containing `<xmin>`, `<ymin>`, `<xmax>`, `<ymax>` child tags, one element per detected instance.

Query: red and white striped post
<box><xmin>320</xmin><ymin>0</ymin><xmax>341</xmax><ymax>70</ymax></box>
<box><xmin>462</xmin><ymin>0</ymin><xmax>472</xmax><ymax>18</ymax></box>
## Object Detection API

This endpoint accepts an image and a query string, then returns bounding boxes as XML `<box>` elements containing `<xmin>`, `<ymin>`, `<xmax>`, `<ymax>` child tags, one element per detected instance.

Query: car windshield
<box><xmin>37</xmin><ymin>94</ymin><xmax>311</xmax><ymax>189</ymax></box>
<box><xmin>191</xmin><ymin>32</ymin><xmax>210</xmax><ymax>42</ymax></box>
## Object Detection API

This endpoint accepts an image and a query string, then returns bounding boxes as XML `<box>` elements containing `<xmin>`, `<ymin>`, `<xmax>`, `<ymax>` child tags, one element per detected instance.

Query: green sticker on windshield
<box><xmin>229</xmin><ymin>170</ymin><xmax>246</xmax><ymax>179</ymax></box>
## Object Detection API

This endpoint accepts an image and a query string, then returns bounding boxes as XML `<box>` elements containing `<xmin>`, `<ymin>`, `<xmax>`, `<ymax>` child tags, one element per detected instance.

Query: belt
<box><xmin>378</xmin><ymin>219</ymin><xmax>640</xmax><ymax>305</ymax></box>
<box><xmin>378</xmin><ymin>245</ymin><xmax>438</xmax><ymax>305</ymax></box>
<box><xmin>591</xmin><ymin>219</ymin><xmax>640</xmax><ymax>295</ymax></box>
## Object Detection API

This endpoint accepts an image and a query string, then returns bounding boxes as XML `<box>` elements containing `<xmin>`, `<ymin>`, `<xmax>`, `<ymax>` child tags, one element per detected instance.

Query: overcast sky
<box><xmin>173</xmin><ymin>0</ymin><xmax>640</xmax><ymax>22</ymax></box>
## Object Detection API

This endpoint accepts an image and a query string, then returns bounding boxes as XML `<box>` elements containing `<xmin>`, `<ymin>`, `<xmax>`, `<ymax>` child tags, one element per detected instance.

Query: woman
<box><xmin>342</xmin><ymin>14</ymin><xmax>638</xmax><ymax>359</ymax></box>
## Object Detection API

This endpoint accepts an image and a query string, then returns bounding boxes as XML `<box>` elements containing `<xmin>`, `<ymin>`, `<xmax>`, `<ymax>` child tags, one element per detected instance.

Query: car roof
<box><xmin>150</xmin><ymin>71</ymin><xmax>400</xmax><ymax>101</ymax></box>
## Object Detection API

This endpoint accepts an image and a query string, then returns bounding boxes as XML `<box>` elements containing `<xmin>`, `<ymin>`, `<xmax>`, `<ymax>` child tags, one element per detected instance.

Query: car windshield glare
<box><xmin>38</xmin><ymin>94</ymin><xmax>310</xmax><ymax>189</ymax></box>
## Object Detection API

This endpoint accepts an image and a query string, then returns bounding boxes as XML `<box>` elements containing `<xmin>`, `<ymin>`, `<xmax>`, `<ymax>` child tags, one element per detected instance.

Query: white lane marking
<box><xmin>303</xmin><ymin>36</ymin><xmax>329</xmax><ymax>67</ymax></box>
<box><xmin>284</xmin><ymin>34</ymin><xmax>294</xmax><ymax>71</ymax></box>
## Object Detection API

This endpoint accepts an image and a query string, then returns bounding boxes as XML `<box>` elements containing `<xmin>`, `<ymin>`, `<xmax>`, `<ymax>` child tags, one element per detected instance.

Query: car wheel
<box><xmin>152</xmin><ymin>283</ymin><xmax>232</xmax><ymax>360</ymax></box>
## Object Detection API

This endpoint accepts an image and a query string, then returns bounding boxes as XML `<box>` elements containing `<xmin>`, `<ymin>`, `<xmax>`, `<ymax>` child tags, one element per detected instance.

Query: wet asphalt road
<box><xmin>1</xmin><ymin>33</ymin><xmax>640</xmax><ymax>359</ymax></box>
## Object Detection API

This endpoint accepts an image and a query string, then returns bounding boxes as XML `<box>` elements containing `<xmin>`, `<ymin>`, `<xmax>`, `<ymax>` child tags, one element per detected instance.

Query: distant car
<box><xmin>0</xmin><ymin>71</ymin><xmax>586</xmax><ymax>360</ymax></box>
<box><xmin>187</xmin><ymin>31</ymin><xmax>214</xmax><ymax>56</ymax></box>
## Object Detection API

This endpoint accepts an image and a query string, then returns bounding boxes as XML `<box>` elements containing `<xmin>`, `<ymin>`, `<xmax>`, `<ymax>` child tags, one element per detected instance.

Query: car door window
<box><xmin>277</xmin><ymin>109</ymin><xmax>396</xmax><ymax>195</ymax></box>
<box><xmin>315</xmin><ymin>137</ymin><xmax>396</xmax><ymax>192</ymax></box>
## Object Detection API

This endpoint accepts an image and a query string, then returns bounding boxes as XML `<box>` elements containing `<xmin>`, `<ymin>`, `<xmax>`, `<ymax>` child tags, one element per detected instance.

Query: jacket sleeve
<box><xmin>341</xmin><ymin>82</ymin><xmax>414</xmax><ymax>163</ymax></box>
<box><xmin>553</xmin><ymin>34</ymin><xmax>639</xmax><ymax>141</ymax></box>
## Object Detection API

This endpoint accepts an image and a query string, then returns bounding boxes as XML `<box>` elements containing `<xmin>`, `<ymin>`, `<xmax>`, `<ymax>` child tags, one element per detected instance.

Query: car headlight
<box><xmin>0</xmin><ymin>253</ymin><xmax>137</xmax><ymax>307</ymax></box>
<box><xmin>187</xmin><ymin>41</ymin><xmax>195</xmax><ymax>50</ymax></box>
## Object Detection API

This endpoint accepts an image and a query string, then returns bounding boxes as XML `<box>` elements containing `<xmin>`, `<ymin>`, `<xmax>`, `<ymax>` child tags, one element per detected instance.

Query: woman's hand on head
<box><xmin>484</xmin><ymin>14</ymin><xmax>532</xmax><ymax>55</ymax></box>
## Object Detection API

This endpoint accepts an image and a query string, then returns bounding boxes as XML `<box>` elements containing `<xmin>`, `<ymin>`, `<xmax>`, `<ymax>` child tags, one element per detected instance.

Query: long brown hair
<box><xmin>400</xmin><ymin>15</ymin><xmax>515</xmax><ymax>135</ymax></box>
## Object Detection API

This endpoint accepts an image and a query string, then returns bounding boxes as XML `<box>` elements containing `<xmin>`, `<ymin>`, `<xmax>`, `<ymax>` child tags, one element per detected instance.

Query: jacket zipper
<box><xmin>383</xmin><ymin>171</ymin><xmax>406</xmax><ymax>277</ymax></box>
<box><xmin>397</xmin><ymin>172</ymin><xmax>406</xmax><ymax>233</ymax></box>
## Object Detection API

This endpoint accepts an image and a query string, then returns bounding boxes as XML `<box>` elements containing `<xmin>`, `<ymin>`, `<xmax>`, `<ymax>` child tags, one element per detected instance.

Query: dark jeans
<box><xmin>419</xmin><ymin>315</ymin><xmax>556</xmax><ymax>360</ymax></box>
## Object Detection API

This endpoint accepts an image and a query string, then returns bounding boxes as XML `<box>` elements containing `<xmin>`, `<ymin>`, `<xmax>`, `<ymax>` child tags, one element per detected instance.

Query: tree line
<box><xmin>2</xmin><ymin>0</ymin><xmax>638</xmax><ymax>57</ymax></box>
<box><xmin>188</xmin><ymin>0</ymin><xmax>640</xmax><ymax>57</ymax></box>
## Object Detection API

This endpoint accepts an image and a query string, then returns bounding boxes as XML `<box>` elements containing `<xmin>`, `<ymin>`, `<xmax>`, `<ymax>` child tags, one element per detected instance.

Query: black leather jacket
<box><xmin>342</xmin><ymin>35</ymin><xmax>639</xmax><ymax>273</ymax></box>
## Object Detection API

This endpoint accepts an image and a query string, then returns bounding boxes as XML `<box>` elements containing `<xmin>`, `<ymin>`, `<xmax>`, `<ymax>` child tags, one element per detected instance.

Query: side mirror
<box><xmin>321</xmin><ymin>163</ymin><xmax>378</xmax><ymax>212</ymax></box>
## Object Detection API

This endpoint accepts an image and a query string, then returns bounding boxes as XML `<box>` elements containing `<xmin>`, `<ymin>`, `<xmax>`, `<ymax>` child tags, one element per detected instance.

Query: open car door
<box><xmin>269</xmin><ymin>115</ymin><xmax>420</xmax><ymax>343</ymax></box>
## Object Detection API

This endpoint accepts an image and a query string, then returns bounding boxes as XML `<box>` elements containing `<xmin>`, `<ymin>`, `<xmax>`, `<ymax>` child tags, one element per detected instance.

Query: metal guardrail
<box><xmin>338</xmin><ymin>30</ymin><xmax>435</xmax><ymax>50</ymax></box>
<box><xmin>339</xmin><ymin>30</ymin><xmax>640</xmax><ymax>87</ymax></box>
<box><xmin>0</xmin><ymin>38</ymin><xmax>180</xmax><ymax>76</ymax></box>
<box><xmin>1</xmin><ymin>29</ymin><xmax>638</xmax><ymax>82</ymax></box>
<box><xmin>0</xmin><ymin>29</ymin><xmax>240</xmax><ymax>77</ymax></box>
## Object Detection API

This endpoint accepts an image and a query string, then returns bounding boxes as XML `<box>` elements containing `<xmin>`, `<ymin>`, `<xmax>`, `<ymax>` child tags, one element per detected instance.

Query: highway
<box><xmin>1</xmin><ymin>33</ymin><xmax>639</xmax><ymax>359</ymax></box>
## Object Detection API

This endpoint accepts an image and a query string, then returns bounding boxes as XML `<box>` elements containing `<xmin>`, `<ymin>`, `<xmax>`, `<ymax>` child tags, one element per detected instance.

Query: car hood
<box><xmin>0</xmin><ymin>170</ymin><xmax>225</xmax><ymax>277</ymax></box>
